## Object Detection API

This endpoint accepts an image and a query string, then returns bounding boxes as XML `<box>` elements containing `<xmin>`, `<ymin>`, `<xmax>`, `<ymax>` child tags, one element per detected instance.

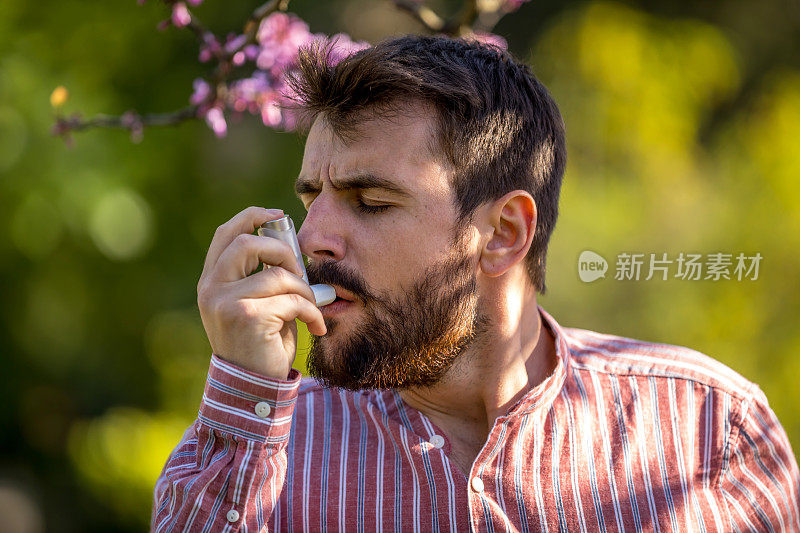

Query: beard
<box><xmin>305</xmin><ymin>241</ymin><xmax>490</xmax><ymax>391</ymax></box>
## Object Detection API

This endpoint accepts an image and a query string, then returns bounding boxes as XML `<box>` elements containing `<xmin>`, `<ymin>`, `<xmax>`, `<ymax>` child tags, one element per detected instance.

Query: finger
<box><xmin>212</xmin><ymin>233</ymin><xmax>303</xmax><ymax>282</ymax></box>
<box><xmin>224</xmin><ymin>266</ymin><xmax>317</xmax><ymax>303</ymax></box>
<box><xmin>248</xmin><ymin>293</ymin><xmax>327</xmax><ymax>336</ymax></box>
<box><xmin>201</xmin><ymin>206</ymin><xmax>284</xmax><ymax>280</ymax></box>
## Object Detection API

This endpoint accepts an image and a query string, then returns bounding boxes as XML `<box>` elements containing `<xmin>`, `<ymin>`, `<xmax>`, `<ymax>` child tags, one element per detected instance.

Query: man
<box><xmin>151</xmin><ymin>35</ymin><xmax>799</xmax><ymax>531</ymax></box>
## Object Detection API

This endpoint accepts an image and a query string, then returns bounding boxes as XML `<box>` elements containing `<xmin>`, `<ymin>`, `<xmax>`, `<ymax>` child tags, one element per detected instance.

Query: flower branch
<box><xmin>51</xmin><ymin>0</ymin><xmax>529</xmax><ymax>144</ymax></box>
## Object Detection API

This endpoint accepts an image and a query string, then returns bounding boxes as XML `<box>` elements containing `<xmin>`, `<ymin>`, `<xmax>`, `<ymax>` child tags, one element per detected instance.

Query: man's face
<box><xmin>295</xmin><ymin>104</ymin><xmax>489</xmax><ymax>390</ymax></box>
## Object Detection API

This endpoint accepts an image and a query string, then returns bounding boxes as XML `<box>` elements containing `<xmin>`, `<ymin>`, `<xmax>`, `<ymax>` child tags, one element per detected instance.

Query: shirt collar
<box><xmin>504</xmin><ymin>304</ymin><xmax>572</xmax><ymax>417</ymax></box>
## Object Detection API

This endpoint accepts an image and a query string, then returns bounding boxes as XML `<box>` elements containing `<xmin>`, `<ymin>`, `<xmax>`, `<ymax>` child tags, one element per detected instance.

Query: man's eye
<box><xmin>355</xmin><ymin>199</ymin><xmax>391</xmax><ymax>214</ymax></box>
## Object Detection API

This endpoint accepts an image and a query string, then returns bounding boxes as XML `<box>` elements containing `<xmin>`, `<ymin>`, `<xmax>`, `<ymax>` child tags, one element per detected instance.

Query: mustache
<box><xmin>306</xmin><ymin>261</ymin><xmax>377</xmax><ymax>304</ymax></box>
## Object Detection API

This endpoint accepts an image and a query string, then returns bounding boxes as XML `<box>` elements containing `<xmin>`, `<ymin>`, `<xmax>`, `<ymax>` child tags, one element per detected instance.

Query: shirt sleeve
<box><xmin>719</xmin><ymin>386</ymin><xmax>800</xmax><ymax>531</ymax></box>
<box><xmin>150</xmin><ymin>353</ymin><xmax>302</xmax><ymax>532</ymax></box>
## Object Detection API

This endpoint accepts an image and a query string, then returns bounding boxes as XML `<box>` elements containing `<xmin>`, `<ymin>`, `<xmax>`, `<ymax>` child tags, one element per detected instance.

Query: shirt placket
<box><xmin>467</xmin><ymin>415</ymin><xmax>515</xmax><ymax>532</ymax></box>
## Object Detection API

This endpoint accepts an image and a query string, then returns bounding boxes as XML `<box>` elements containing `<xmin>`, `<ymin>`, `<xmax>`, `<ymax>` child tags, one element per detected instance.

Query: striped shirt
<box><xmin>151</xmin><ymin>305</ymin><xmax>800</xmax><ymax>532</ymax></box>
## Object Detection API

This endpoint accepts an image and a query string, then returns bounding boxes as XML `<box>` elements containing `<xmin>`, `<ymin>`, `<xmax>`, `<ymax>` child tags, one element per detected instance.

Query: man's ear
<box><xmin>479</xmin><ymin>190</ymin><xmax>537</xmax><ymax>278</ymax></box>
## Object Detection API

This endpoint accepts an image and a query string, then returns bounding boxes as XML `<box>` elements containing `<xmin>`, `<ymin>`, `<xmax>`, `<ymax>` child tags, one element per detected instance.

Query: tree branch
<box><xmin>52</xmin><ymin>106</ymin><xmax>199</xmax><ymax>142</ymax></box>
<box><xmin>186</xmin><ymin>19</ymin><xmax>209</xmax><ymax>41</ymax></box>
<box><xmin>458</xmin><ymin>0</ymin><xmax>479</xmax><ymax>32</ymax></box>
<box><xmin>52</xmin><ymin>0</ymin><xmax>295</xmax><ymax>142</ymax></box>
<box><xmin>392</xmin><ymin>0</ymin><xmax>448</xmax><ymax>33</ymax></box>
<box><xmin>391</xmin><ymin>0</ymin><xmax>507</xmax><ymax>36</ymax></box>
<box><xmin>54</xmin><ymin>0</ymin><xmax>513</xmax><ymax>144</ymax></box>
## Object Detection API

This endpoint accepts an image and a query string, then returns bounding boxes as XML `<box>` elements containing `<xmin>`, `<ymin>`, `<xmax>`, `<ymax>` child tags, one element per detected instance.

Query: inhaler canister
<box><xmin>258</xmin><ymin>216</ymin><xmax>336</xmax><ymax>307</ymax></box>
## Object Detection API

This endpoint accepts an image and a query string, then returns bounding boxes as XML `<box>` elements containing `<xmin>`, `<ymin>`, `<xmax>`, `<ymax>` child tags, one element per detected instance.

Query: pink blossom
<box><xmin>274</xmin><ymin>78</ymin><xmax>301</xmax><ymax>129</ymax></box>
<box><xmin>186</xmin><ymin>13</ymin><xmax>371</xmax><ymax>134</ymax></box>
<box><xmin>468</xmin><ymin>32</ymin><xmax>508</xmax><ymax>50</ymax></box>
<box><xmin>228</xmin><ymin>72</ymin><xmax>273</xmax><ymax>115</ymax></box>
<box><xmin>198</xmin><ymin>32</ymin><xmax>220</xmax><ymax>62</ymax></box>
<box><xmin>120</xmin><ymin>111</ymin><xmax>144</xmax><ymax>143</ymax></box>
<box><xmin>230</xmin><ymin>44</ymin><xmax>261</xmax><ymax>66</ymax></box>
<box><xmin>260</xmin><ymin>98</ymin><xmax>283</xmax><ymax>128</ymax></box>
<box><xmin>503</xmin><ymin>0</ymin><xmax>530</xmax><ymax>12</ymax></box>
<box><xmin>204</xmin><ymin>107</ymin><xmax>227</xmax><ymax>137</ymax></box>
<box><xmin>224</xmin><ymin>33</ymin><xmax>248</xmax><ymax>54</ymax></box>
<box><xmin>226</xmin><ymin>74</ymin><xmax>299</xmax><ymax>130</ymax></box>
<box><xmin>256</xmin><ymin>12</ymin><xmax>314</xmax><ymax>75</ymax></box>
<box><xmin>187</xmin><ymin>0</ymin><xmax>203</xmax><ymax>5</ymax></box>
<box><xmin>244</xmin><ymin>44</ymin><xmax>260</xmax><ymax>61</ymax></box>
<box><xmin>171</xmin><ymin>2</ymin><xmax>191</xmax><ymax>28</ymax></box>
<box><xmin>225</xmin><ymin>73</ymin><xmax>300</xmax><ymax>130</ymax></box>
<box><xmin>310</xmin><ymin>33</ymin><xmax>371</xmax><ymax>65</ymax></box>
<box><xmin>189</xmin><ymin>78</ymin><xmax>211</xmax><ymax>105</ymax></box>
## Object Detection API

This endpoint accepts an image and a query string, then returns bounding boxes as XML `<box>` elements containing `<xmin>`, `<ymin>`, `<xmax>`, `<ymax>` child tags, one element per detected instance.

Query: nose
<box><xmin>297</xmin><ymin>196</ymin><xmax>346</xmax><ymax>262</ymax></box>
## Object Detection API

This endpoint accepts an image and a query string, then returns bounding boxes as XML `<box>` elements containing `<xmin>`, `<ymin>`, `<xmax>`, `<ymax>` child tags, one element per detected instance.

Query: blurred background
<box><xmin>1</xmin><ymin>0</ymin><xmax>798</xmax><ymax>530</ymax></box>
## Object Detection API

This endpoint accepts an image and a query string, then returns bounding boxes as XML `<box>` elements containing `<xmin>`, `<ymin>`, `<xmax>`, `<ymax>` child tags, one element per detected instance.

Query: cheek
<box><xmin>362</xmin><ymin>237</ymin><xmax>414</xmax><ymax>286</ymax></box>
<box><xmin>355</xmin><ymin>228</ymin><xmax>451</xmax><ymax>292</ymax></box>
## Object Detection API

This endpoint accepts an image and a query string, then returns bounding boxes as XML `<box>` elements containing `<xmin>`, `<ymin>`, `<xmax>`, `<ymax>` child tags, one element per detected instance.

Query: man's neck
<box><xmin>398</xmin><ymin>288</ymin><xmax>557</xmax><ymax>474</ymax></box>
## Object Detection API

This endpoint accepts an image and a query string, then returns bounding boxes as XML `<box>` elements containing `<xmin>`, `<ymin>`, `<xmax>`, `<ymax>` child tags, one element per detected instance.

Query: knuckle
<box><xmin>197</xmin><ymin>282</ymin><xmax>209</xmax><ymax>303</ymax></box>
<box><xmin>198</xmin><ymin>292</ymin><xmax>217</xmax><ymax>317</ymax></box>
<box><xmin>217</xmin><ymin>298</ymin><xmax>254</xmax><ymax>322</ymax></box>
<box><xmin>288</xmin><ymin>293</ymin><xmax>308</xmax><ymax>308</ymax></box>
<box><xmin>269</xmin><ymin>266</ymin><xmax>292</xmax><ymax>284</ymax></box>
<box><xmin>197</xmin><ymin>283</ymin><xmax>217</xmax><ymax>309</ymax></box>
<box><xmin>296</xmin><ymin>283</ymin><xmax>313</xmax><ymax>301</ymax></box>
<box><xmin>234</xmin><ymin>299</ymin><xmax>260</xmax><ymax>320</ymax></box>
<box><xmin>233</xmin><ymin>232</ymin><xmax>254</xmax><ymax>249</ymax></box>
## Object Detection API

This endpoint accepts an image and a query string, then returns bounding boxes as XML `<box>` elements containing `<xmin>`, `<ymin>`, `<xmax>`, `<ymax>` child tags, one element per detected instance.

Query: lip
<box><xmin>333</xmin><ymin>286</ymin><xmax>357</xmax><ymax>303</ymax></box>
<box><xmin>320</xmin><ymin>298</ymin><xmax>355</xmax><ymax>316</ymax></box>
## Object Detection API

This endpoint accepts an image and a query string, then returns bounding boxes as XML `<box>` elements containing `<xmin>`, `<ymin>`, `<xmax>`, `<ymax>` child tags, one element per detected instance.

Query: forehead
<box><xmin>299</xmin><ymin>104</ymin><xmax>451</xmax><ymax>197</ymax></box>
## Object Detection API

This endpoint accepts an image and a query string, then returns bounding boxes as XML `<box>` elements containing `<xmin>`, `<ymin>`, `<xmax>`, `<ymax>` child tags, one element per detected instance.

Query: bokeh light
<box><xmin>88</xmin><ymin>188</ymin><xmax>155</xmax><ymax>261</ymax></box>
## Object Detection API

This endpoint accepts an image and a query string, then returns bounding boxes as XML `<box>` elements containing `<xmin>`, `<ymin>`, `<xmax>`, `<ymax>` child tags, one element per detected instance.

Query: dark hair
<box><xmin>287</xmin><ymin>34</ymin><xmax>566</xmax><ymax>293</ymax></box>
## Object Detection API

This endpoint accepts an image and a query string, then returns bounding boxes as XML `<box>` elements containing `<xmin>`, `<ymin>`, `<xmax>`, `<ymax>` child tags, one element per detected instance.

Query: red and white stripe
<box><xmin>152</xmin><ymin>306</ymin><xmax>800</xmax><ymax>532</ymax></box>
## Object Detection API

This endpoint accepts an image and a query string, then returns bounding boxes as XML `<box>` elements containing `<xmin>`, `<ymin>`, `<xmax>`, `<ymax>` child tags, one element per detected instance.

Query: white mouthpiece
<box><xmin>311</xmin><ymin>284</ymin><xmax>336</xmax><ymax>307</ymax></box>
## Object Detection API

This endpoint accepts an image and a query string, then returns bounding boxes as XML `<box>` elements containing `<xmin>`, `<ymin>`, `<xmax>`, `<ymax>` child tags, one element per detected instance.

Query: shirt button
<box><xmin>429</xmin><ymin>435</ymin><xmax>445</xmax><ymax>449</ymax></box>
<box><xmin>471</xmin><ymin>476</ymin><xmax>484</xmax><ymax>493</ymax></box>
<box><xmin>254</xmin><ymin>401</ymin><xmax>271</xmax><ymax>418</ymax></box>
<box><xmin>226</xmin><ymin>509</ymin><xmax>240</xmax><ymax>522</ymax></box>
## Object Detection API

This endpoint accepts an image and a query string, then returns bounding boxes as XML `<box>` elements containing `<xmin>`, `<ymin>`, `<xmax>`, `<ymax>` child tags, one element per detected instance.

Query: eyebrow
<box><xmin>294</xmin><ymin>173</ymin><xmax>410</xmax><ymax>198</ymax></box>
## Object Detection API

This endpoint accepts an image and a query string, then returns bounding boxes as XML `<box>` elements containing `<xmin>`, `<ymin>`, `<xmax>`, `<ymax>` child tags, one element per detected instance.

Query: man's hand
<box><xmin>197</xmin><ymin>206</ymin><xmax>327</xmax><ymax>379</ymax></box>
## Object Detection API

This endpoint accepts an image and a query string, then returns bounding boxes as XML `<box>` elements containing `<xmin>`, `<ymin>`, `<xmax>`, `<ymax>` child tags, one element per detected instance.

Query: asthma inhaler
<box><xmin>258</xmin><ymin>216</ymin><xmax>336</xmax><ymax>307</ymax></box>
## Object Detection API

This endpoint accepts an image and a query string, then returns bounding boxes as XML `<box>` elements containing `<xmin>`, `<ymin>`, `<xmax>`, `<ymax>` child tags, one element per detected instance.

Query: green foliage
<box><xmin>537</xmin><ymin>3</ymin><xmax>800</xmax><ymax>446</ymax></box>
